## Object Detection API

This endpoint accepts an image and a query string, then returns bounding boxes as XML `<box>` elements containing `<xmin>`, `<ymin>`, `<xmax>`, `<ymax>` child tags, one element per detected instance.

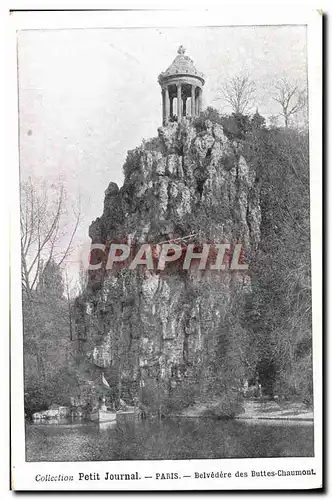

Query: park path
<box><xmin>235</xmin><ymin>399</ymin><xmax>313</xmax><ymax>422</ymax></box>
<box><xmin>171</xmin><ymin>398</ymin><xmax>313</xmax><ymax>421</ymax></box>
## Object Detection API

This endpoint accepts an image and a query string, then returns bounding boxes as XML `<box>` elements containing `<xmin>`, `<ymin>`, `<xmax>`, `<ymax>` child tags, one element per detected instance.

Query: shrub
<box><xmin>163</xmin><ymin>383</ymin><xmax>200</xmax><ymax>414</ymax></box>
<box><xmin>24</xmin><ymin>386</ymin><xmax>49</xmax><ymax>420</ymax></box>
<box><xmin>140</xmin><ymin>379</ymin><xmax>168</xmax><ymax>414</ymax></box>
<box><xmin>193</xmin><ymin>106</ymin><xmax>224</xmax><ymax>133</ymax></box>
<box><xmin>193</xmin><ymin>107</ymin><xmax>255</xmax><ymax>140</ymax></box>
<box><xmin>203</xmin><ymin>390</ymin><xmax>243</xmax><ymax>419</ymax></box>
<box><xmin>123</xmin><ymin>147</ymin><xmax>142</xmax><ymax>178</ymax></box>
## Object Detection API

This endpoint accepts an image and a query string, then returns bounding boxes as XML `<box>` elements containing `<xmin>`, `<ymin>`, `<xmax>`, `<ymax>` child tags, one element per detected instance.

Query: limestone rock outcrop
<box><xmin>80</xmin><ymin>119</ymin><xmax>261</xmax><ymax>392</ymax></box>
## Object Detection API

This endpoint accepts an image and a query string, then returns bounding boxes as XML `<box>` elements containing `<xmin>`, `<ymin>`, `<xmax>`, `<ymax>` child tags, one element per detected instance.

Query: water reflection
<box><xmin>99</xmin><ymin>421</ymin><xmax>118</xmax><ymax>431</ymax></box>
<box><xmin>26</xmin><ymin>417</ymin><xmax>314</xmax><ymax>462</ymax></box>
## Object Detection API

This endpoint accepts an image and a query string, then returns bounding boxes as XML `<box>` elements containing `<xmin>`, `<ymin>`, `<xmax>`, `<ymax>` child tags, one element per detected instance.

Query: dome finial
<box><xmin>178</xmin><ymin>45</ymin><xmax>186</xmax><ymax>55</ymax></box>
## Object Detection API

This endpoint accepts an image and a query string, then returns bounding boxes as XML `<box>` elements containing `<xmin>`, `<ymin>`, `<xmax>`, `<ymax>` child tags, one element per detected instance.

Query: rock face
<box><xmin>81</xmin><ymin>119</ymin><xmax>261</xmax><ymax>395</ymax></box>
<box><xmin>32</xmin><ymin>406</ymin><xmax>70</xmax><ymax>420</ymax></box>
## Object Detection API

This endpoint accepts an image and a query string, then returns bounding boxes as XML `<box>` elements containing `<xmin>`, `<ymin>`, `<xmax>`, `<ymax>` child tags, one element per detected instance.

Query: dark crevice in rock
<box><xmin>246</xmin><ymin>198</ymin><xmax>252</xmax><ymax>242</ymax></box>
<box><xmin>196</xmin><ymin>178</ymin><xmax>206</xmax><ymax>198</ymax></box>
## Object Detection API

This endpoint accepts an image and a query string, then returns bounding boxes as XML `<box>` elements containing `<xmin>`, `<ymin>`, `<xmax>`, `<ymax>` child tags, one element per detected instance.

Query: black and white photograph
<box><xmin>10</xmin><ymin>6</ymin><xmax>322</xmax><ymax>491</ymax></box>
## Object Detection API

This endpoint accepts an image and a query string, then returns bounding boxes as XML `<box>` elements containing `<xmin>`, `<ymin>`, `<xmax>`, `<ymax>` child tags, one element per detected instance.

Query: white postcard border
<box><xmin>9</xmin><ymin>6</ymin><xmax>322</xmax><ymax>491</ymax></box>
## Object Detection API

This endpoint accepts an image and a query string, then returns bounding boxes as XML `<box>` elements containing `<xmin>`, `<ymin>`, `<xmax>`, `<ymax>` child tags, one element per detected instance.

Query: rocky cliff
<box><xmin>79</xmin><ymin>119</ymin><xmax>261</xmax><ymax>400</ymax></box>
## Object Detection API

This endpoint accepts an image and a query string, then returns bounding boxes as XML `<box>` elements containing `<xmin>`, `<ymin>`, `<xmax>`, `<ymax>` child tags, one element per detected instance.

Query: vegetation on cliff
<box><xmin>194</xmin><ymin>108</ymin><xmax>311</xmax><ymax>404</ymax></box>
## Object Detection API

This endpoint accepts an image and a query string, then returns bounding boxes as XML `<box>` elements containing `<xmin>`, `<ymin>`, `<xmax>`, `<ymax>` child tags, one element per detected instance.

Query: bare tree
<box><xmin>220</xmin><ymin>74</ymin><xmax>256</xmax><ymax>114</ymax></box>
<box><xmin>272</xmin><ymin>78</ymin><xmax>307</xmax><ymax>128</ymax></box>
<box><xmin>64</xmin><ymin>270</ymin><xmax>74</xmax><ymax>341</ymax></box>
<box><xmin>20</xmin><ymin>177</ymin><xmax>81</xmax><ymax>297</ymax></box>
<box><xmin>268</xmin><ymin>115</ymin><xmax>280</xmax><ymax>129</ymax></box>
<box><xmin>77</xmin><ymin>261</ymin><xmax>89</xmax><ymax>295</ymax></box>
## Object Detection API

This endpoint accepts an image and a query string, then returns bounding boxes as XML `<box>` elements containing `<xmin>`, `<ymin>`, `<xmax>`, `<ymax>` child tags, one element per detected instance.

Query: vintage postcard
<box><xmin>10</xmin><ymin>6</ymin><xmax>322</xmax><ymax>491</ymax></box>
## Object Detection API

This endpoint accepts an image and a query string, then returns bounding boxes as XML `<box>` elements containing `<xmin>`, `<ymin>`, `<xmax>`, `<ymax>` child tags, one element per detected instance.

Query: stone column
<box><xmin>170</xmin><ymin>97</ymin><xmax>173</xmax><ymax>119</ymax></box>
<box><xmin>191</xmin><ymin>85</ymin><xmax>196</xmax><ymax>117</ymax></box>
<box><xmin>177</xmin><ymin>83</ymin><xmax>182</xmax><ymax>121</ymax></box>
<box><xmin>198</xmin><ymin>87</ymin><xmax>203</xmax><ymax>114</ymax></box>
<box><xmin>165</xmin><ymin>86</ymin><xmax>170</xmax><ymax>123</ymax></box>
<box><xmin>162</xmin><ymin>89</ymin><xmax>165</xmax><ymax>125</ymax></box>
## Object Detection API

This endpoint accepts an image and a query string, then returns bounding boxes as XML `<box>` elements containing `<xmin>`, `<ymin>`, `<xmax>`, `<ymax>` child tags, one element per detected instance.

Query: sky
<box><xmin>17</xmin><ymin>26</ymin><xmax>307</xmax><ymax>282</ymax></box>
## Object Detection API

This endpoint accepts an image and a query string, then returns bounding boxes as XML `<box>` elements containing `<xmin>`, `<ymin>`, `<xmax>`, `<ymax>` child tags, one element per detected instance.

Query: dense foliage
<box><xmin>196</xmin><ymin>108</ymin><xmax>311</xmax><ymax>403</ymax></box>
<box><xmin>245</xmin><ymin>125</ymin><xmax>312</xmax><ymax>403</ymax></box>
<box><xmin>193</xmin><ymin>106</ymin><xmax>266</xmax><ymax>139</ymax></box>
<box><xmin>23</xmin><ymin>261</ymin><xmax>83</xmax><ymax>418</ymax></box>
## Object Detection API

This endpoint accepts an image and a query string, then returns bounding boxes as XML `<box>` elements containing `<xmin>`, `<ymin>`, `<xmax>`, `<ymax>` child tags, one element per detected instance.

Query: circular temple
<box><xmin>158</xmin><ymin>46</ymin><xmax>205</xmax><ymax>125</ymax></box>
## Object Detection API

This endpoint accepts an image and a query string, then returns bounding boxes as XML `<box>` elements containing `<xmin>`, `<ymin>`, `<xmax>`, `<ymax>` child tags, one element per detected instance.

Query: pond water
<box><xmin>25</xmin><ymin>417</ymin><xmax>314</xmax><ymax>462</ymax></box>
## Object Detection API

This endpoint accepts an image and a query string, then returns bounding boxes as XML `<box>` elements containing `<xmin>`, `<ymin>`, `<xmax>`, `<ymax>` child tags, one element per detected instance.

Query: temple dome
<box><xmin>158</xmin><ymin>46</ymin><xmax>205</xmax><ymax>85</ymax></box>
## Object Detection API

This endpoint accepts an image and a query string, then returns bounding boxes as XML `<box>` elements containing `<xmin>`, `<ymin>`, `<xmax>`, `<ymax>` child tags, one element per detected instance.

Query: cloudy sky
<box><xmin>17</xmin><ymin>26</ymin><xmax>307</xmax><ymax>280</ymax></box>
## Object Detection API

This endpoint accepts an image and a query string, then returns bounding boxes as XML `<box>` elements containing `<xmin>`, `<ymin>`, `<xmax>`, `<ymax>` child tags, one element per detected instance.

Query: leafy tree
<box><xmin>193</xmin><ymin>107</ymin><xmax>252</xmax><ymax>139</ymax></box>
<box><xmin>22</xmin><ymin>259</ymin><xmax>82</xmax><ymax>415</ymax></box>
<box><xmin>244</xmin><ymin>128</ymin><xmax>311</xmax><ymax>402</ymax></box>
<box><xmin>251</xmin><ymin>109</ymin><xmax>266</xmax><ymax>130</ymax></box>
<box><xmin>37</xmin><ymin>259</ymin><xmax>64</xmax><ymax>297</ymax></box>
